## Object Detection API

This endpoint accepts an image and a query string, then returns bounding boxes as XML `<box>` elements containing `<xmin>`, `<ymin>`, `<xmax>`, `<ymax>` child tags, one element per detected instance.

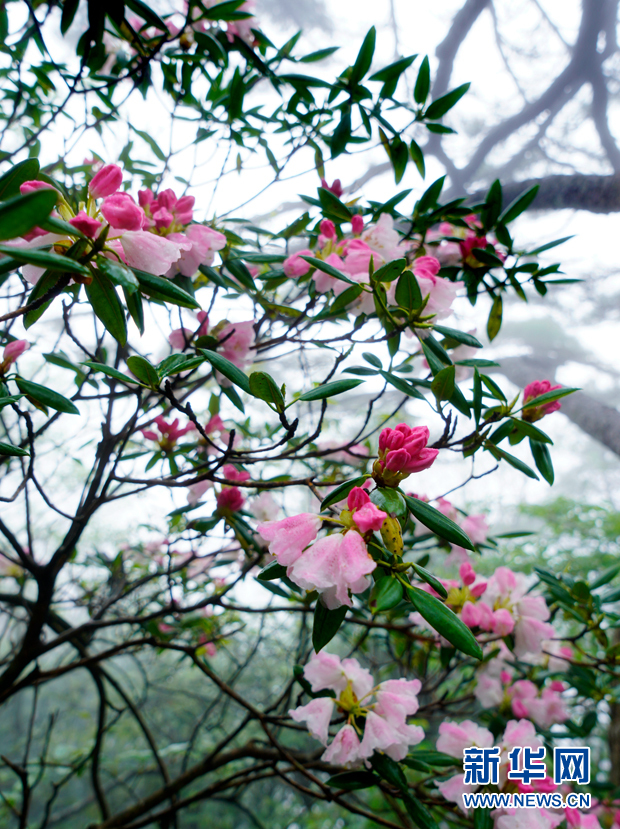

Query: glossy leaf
<box><xmin>298</xmin><ymin>378</ymin><xmax>362</xmax><ymax>401</ymax></box>
<box><xmin>372</xmin><ymin>258</ymin><xmax>406</xmax><ymax>283</ymax></box>
<box><xmin>0</xmin><ymin>189</ymin><xmax>58</xmax><ymax>241</ymax></box>
<box><xmin>425</xmin><ymin>83</ymin><xmax>470</xmax><ymax>120</ymax></box>
<box><xmin>395</xmin><ymin>271</ymin><xmax>422</xmax><ymax>310</ymax></box>
<box><xmin>313</xmin><ymin>601</ymin><xmax>347</xmax><ymax>652</ymax></box>
<box><xmin>406</xmin><ymin>585</ymin><xmax>483</xmax><ymax>659</ymax></box>
<box><xmin>371</xmin><ymin>577</ymin><xmax>403</xmax><ymax>612</ymax></box>
<box><xmin>86</xmin><ymin>273</ymin><xmax>127</xmax><ymax>346</ymax></box>
<box><xmin>200</xmin><ymin>349</ymin><xmax>251</xmax><ymax>394</ymax></box>
<box><xmin>249</xmin><ymin>371</ymin><xmax>285</xmax><ymax>411</ymax></box>
<box><xmin>327</xmin><ymin>771</ymin><xmax>379</xmax><ymax>791</ymax></box>
<box><xmin>321</xmin><ymin>475</ymin><xmax>368</xmax><ymax>510</ymax></box>
<box><xmin>0</xmin><ymin>243</ymin><xmax>89</xmax><ymax>274</ymax></box>
<box><xmin>414</xmin><ymin>56</ymin><xmax>430</xmax><ymax>104</ymax></box>
<box><xmin>433</xmin><ymin>325</ymin><xmax>482</xmax><ymax>348</ymax></box>
<box><xmin>487</xmin><ymin>294</ymin><xmax>503</xmax><ymax>341</ymax></box>
<box><xmin>126</xmin><ymin>356</ymin><xmax>159</xmax><ymax>387</ymax></box>
<box><xmin>431</xmin><ymin>365</ymin><xmax>455</xmax><ymax>401</ymax></box>
<box><xmin>499</xmin><ymin>185</ymin><xmax>540</xmax><ymax>224</ymax></box>
<box><xmin>403</xmin><ymin>494</ymin><xmax>474</xmax><ymax>550</ymax></box>
<box><xmin>133</xmin><ymin>269</ymin><xmax>200</xmax><ymax>309</ymax></box>
<box><xmin>529</xmin><ymin>438</ymin><xmax>554</xmax><ymax>484</ymax></box>
<box><xmin>0</xmin><ymin>442</ymin><xmax>29</xmax><ymax>457</ymax></box>
<box><xmin>16</xmin><ymin>377</ymin><xmax>79</xmax><ymax>415</ymax></box>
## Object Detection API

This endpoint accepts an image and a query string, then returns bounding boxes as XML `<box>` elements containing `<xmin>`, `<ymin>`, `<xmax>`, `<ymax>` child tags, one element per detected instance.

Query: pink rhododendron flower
<box><xmin>321</xmin><ymin>178</ymin><xmax>343</xmax><ymax>197</ymax></box>
<box><xmin>347</xmin><ymin>486</ymin><xmax>387</xmax><ymax>533</ymax></box>
<box><xmin>319</xmin><ymin>219</ymin><xmax>336</xmax><ymax>240</ymax></box>
<box><xmin>413</xmin><ymin>256</ymin><xmax>463</xmax><ymax>319</ymax></box>
<box><xmin>291</xmin><ymin>652</ymin><xmax>423</xmax><ymax>766</ymax></box>
<box><xmin>436</xmin><ymin>720</ymin><xmax>494</xmax><ymax>756</ymax></box>
<box><xmin>69</xmin><ymin>211</ymin><xmax>102</xmax><ymax>238</ymax></box>
<box><xmin>216</xmin><ymin>486</ymin><xmax>244</xmax><ymax>512</ymax></box>
<box><xmin>481</xmin><ymin>567</ymin><xmax>554</xmax><ymax>657</ymax></box>
<box><xmin>351</xmin><ymin>214</ymin><xmax>364</xmax><ymax>235</ymax></box>
<box><xmin>302</xmin><ymin>651</ymin><xmax>373</xmax><ymax>698</ymax></box>
<box><xmin>359</xmin><ymin>710</ymin><xmax>424</xmax><ymax>761</ymax></box>
<box><xmin>88</xmin><ymin>164</ymin><xmax>123</xmax><ymax>198</ymax></box>
<box><xmin>460</xmin><ymin>513</ymin><xmax>489</xmax><ymax>545</ymax></box>
<box><xmin>186</xmin><ymin>479</ymin><xmax>212</xmax><ymax>506</ymax></box>
<box><xmin>257</xmin><ymin>514</ymin><xmax>322</xmax><ymax>566</ymax></box>
<box><xmin>374</xmin><ymin>423</ymin><xmax>439</xmax><ymax>484</ymax></box>
<box><xmin>118</xmin><ymin>230</ymin><xmax>189</xmax><ymax>275</ymax></box>
<box><xmin>288</xmin><ymin>530</ymin><xmax>376</xmax><ymax>608</ymax></box>
<box><xmin>283</xmin><ymin>249</ymin><xmax>313</xmax><ymax>278</ymax></box>
<box><xmin>321</xmin><ymin>724</ymin><xmax>362</xmax><ymax>765</ymax></box>
<box><xmin>1</xmin><ymin>339</ymin><xmax>29</xmax><ymax>371</ymax></box>
<box><xmin>360</xmin><ymin>213</ymin><xmax>404</xmax><ymax>261</ymax></box>
<box><xmin>101</xmin><ymin>193</ymin><xmax>145</xmax><ymax>231</ymax></box>
<box><xmin>20</xmin><ymin>179</ymin><xmax>55</xmax><ymax>195</ymax></box>
<box><xmin>522</xmin><ymin>380</ymin><xmax>563</xmax><ymax>422</ymax></box>
<box><xmin>167</xmin><ymin>224</ymin><xmax>227</xmax><ymax>276</ymax></box>
<box><xmin>289</xmin><ymin>697</ymin><xmax>334</xmax><ymax>745</ymax></box>
<box><xmin>218</xmin><ymin>320</ymin><xmax>255</xmax><ymax>371</ymax></box>
<box><xmin>220</xmin><ymin>463</ymin><xmax>250</xmax><ymax>484</ymax></box>
<box><xmin>474</xmin><ymin>674</ymin><xmax>504</xmax><ymax>707</ymax></box>
<box><xmin>141</xmin><ymin>416</ymin><xmax>195</xmax><ymax>451</ymax></box>
<box><xmin>249</xmin><ymin>491</ymin><xmax>279</xmax><ymax>523</ymax></box>
<box><xmin>168</xmin><ymin>311</ymin><xmax>209</xmax><ymax>350</ymax></box>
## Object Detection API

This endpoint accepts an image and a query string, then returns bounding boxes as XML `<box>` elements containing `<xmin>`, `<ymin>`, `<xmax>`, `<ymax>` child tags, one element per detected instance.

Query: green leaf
<box><xmin>0</xmin><ymin>442</ymin><xmax>29</xmax><ymax>457</ymax></box>
<box><xmin>487</xmin><ymin>294</ymin><xmax>503</xmax><ymax>341</ymax></box>
<box><xmin>350</xmin><ymin>26</ymin><xmax>376</xmax><ymax>84</ymax></box>
<box><xmin>370</xmin><ymin>752</ymin><xmax>407</xmax><ymax>790</ymax></box>
<box><xmin>298</xmin><ymin>378</ymin><xmax>363</xmax><ymax>401</ymax></box>
<box><xmin>331</xmin><ymin>106</ymin><xmax>352</xmax><ymax>158</ymax></box>
<box><xmin>431</xmin><ymin>365</ymin><xmax>455</xmax><ymax>401</ymax></box>
<box><xmin>390</xmin><ymin>136</ymin><xmax>409</xmax><ymax>184</ymax></box>
<box><xmin>60</xmin><ymin>0</ymin><xmax>79</xmax><ymax>33</ymax></box>
<box><xmin>125</xmin><ymin>0</ymin><xmax>169</xmax><ymax>30</ymax></box>
<box><xmin>591</xmin><ymin>564</ymin><xmax>620</xmax><ymax>590</ymax></box>
<box><xmin>257</xmin><ymin>560</ymin><xmax>288</xmax><ymax>582</ymax></box>
<box><xmin>249</xmin><ymin>371</ymin><xmax>285</xmax><ymax>411</ymax></box>
<box><xmin>485</xmin><ymin>443</ymin><xmax>539</xmax><ymax>480</ymax></box>
<box><xmin>16</xmin><ymin>377</ymin><xmax>79</xmax><ymax>415</ymax></box>
<box><xmin>378</xmin><ymin>370</ymin><xmax>425</xmax><ymax>400</ymax></box>
<box><xmin>474</xmin><ymin>807</ymin><xmax>493</xmax><ymax>829</ymax></box>
<box><xmin>482</xmin><ymin>179</ymin><xmax>503</xmax><ymax>230</ymax></box>
<box><xmin>300</xmin><ymin>255</ymin><xmax>357</xmax><ymax>286</ymax></box>
<box><xmin>369</xmin><ymin>54</ymin><xmax>416</xmax><ymax>82</ymax></box>
<box><xmin>473</xmin><ymin>248</ymin><xmax>505</xmax><ymax>268</ymax></box>
<box><xmin>124</xmin><ymin>288</ymin><xmax>144</xmax><ymax>334</ymax></box>
<box><xmin>299</xmin><ymin>46</ymin><xmax>340</xmax><ymax>63</ymax></box>
<box><xmin>373</xmin><ymin>258</ymin><xmax>406</xmax><ymax>283</ymax></box>
<box><xmin>499</xmin><ymin>185</ymin><xmax>540</xmax><ymax>224</ymax></box>
<box><xmin>403</xmin><ymin>494</ymin><xmax>474</xmax><ymax>550</ymax></box>
<box><xmin>0</xmin><ymin>243</ymin><xmax>89</xmax><ymax>274</ymax></box>
<box><xmin>363</xmin><ymin>352</ymin><xmax>382</xmax><ymax>369</ymax></box>
<box><xmin>403</xmin><ymin>792</ymin><xmax>439</xmax><ymax>829</ymax></box>
<box><xmin>313</xmin><ymin>601</ymin><xmax>347</xmax><ymax>652</ymax></box>
<box><xmin>480</xmin><ymin>373</ymin><xmax>506</xmax><ymax>401</ymax></box>
<box><xmin>406</xmin><ymin>585</ymin><xmax>482</xmax><ymax>659</ymax></box>
<box><xmin>326</xmin><ymin>284</ymin><xmax>363</xmax><ymax>314</ymax></box>
<box><xmin>526</xmin><ymin>236</ymin><xmax>574</xmax><ymax>256</ymax></box>
<box><xmin>321</xmin><ymin>475</ymin><xmax>367</xmax><ymax>510</ymax></box>
<box><xmin>411</xmin><ymin>563</ymin><xmax>448</xmax><ymax>599</ymax></box>
<box><xmin>221</xmin><ymin>383</ymin><xmax>245</xmax><ymax>413</ymax></box>
<box><xmin>133</xmin><ymin>269</ymin><xmax>200</xmax><ymax>309</ymax></box>
<box><xmin>370</xmin><ymin>487</ymin><xmax>408</xmax><ymax>523</ymax></box>
<box><xmin>425</xmin><ymin>83</ymin><xmax>470</xmax><ymax>120</ymax></box>
<box><xmin>406</xmin><ymin>750</ymin><xmax>458</xmax><ymax>767</ymax></box>
<box><xmin>395</xmin><ymin>271</ymin><xmax>422</xmax><ymax>311</ymax></box>
<box><xmin>200</xmin><ymin>349</ymin><xmax>251</xmax><ymax>394</ymax></box>
<box><xmin>409</xmin><ymin>138</ymin><xmax>425</xmax><ymax>178</ymax></box>
<box><xmin>371</xmin><ymin>577</ymin><xmax>403</xmax><ymax>613</ymax></box>
<box><xmin>327</xmin><ymin>771</ymin><xmax>379</xmax><ymax>791</ymax></box>
<box><xmin>522</xmin><ymin>387</ymin><xmax>578</xmax><ymax>410</ymax></box>
<box><xmin>417</xmin><ymin>176</ymin><xmax>445</xmax><ymax>214</ymax></box>
<box><xmin>157</xmin><ymin>354</ymin><xmax>204</xmax><ymax>378</ymax></box>
<box><xmin>414</xmin><ymin>56</ymin><xmax>430</xmax><ymax>104</ymax></box>
<box><xmin>0</xmin><ymin>159</ymin><xmax>40</xmax><ymax>199</ymax></box>
<box><xmin>508</xmin><ymin>418</ymin><xmax>553</xmax><ymax>444</ymax></box>
<box><xmin>202</xmin><ymin>0</ymin><xmax>252</xmax><ymax>20</ymax></box>
<box><xmin>317</xmin><ymin>187</ymin><xmax>352</xmax><ymax>221</ymax></box>
<box><xmin>433</xmin><ymin>325</ymin><xmax>482</xmax><ymax>348</ymax></box>
<box><xmin>96</xmin><ymin>257</ymin><xmax>139</xmax><ymax>293</ymax></box>
<box><xmin>86</xmin><ymin>272</ymin><xmax>127</xmax><ymax>346</ymax></box>
<box><xmin>529</xmin><ymin>438</ymin><xmax>554</xmax><ymax>485</ymax></box>
<box><xmin>225</xmin><ymin>258</ymin><xmax>256</xmax><ymax>291</ymax></box>
<box><xmin>82</xmin><ymin>361</ymin><xmax>141</xmax><ymax>384</ymax></box>
<box><xmin>126</xmin><ymin>356</ymin><xmax>159</xmax><ymax>387</ymax></box>
<box><xmin>0</xmin><ymin>189</ymin><xmax>58</xmax><ymax>241</ymax></box>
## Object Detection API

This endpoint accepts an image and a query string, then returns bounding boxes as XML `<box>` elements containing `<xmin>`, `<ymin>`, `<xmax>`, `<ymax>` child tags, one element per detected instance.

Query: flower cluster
<box><xmin>475</xmin><ymin>673</ymin><xmax>569</xmax><ymax>729</ymax></box>
<box><xmin>373</xmin><ymin>424</ymin><xmax>438</xmax><ymax>486</ymax></box>
<box><xmin>258</xmin><ymin>486</ymin><xmax>383</xmax><ymax>609</ymax></box>
<box><xmin>141</xmin><ymin>416</ymin><xmax>196</xmax><ymax>452</ymax></box>
<box><xmin>289</xmin><ymin>651</ymin><xmax>424</xmax><ymax>764</ymax></box>
<box><xmin>283</xmin><ymin>212</ymin><xmax>463</xmax><ymax>320</ymax></box>
<box><xmin>6</xmin><ymin>165</ymin><xmax>227</xmax><ymax>284</ymax></box>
